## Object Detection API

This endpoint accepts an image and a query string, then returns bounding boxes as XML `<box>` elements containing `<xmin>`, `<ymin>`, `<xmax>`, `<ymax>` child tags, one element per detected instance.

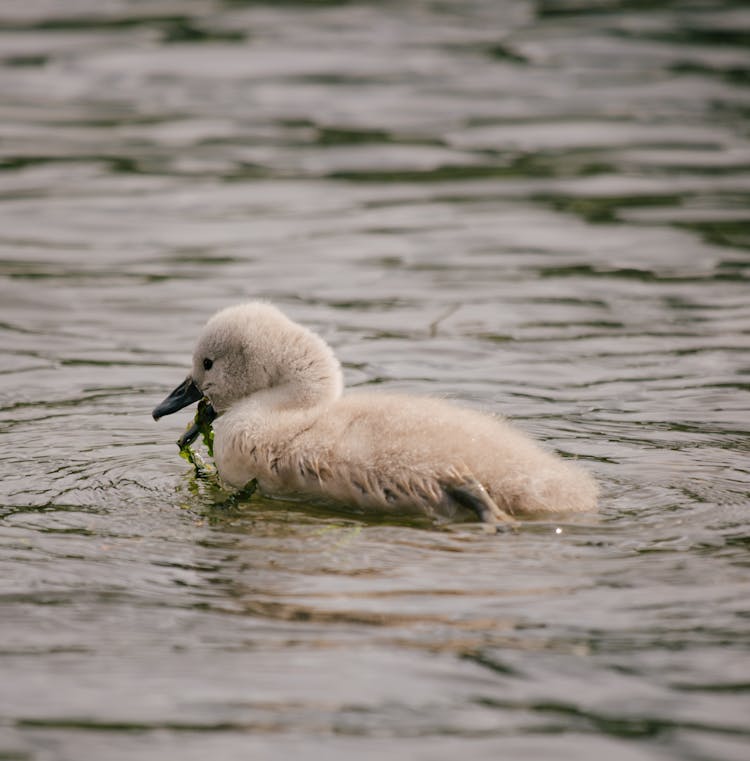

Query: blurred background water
<box><xmin>1</xmin><ymin>1</ymin><xmax>749</xmax><ymax>759</ymax></box>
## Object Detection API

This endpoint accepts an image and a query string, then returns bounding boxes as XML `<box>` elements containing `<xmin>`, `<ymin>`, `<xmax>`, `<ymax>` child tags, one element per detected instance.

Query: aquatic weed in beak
<box><xmin>153</xmin><ymin>376</ymin><xmax>217</xmax><ymax>473</ymax></box>
<box><xmin>178</xmin><ymin>399</ymin><xmax>217</xmax><ymax>474</ymax></box>
<box><xmin>178</xmin><ymin>398</ymin><xmax>217</xmax><ymax>455</ymax></box>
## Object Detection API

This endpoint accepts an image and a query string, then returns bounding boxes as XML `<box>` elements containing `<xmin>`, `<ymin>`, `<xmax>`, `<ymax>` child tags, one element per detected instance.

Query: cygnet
<box><xmin>153</xmin><ymin>302</ymin><xmax>597</xmax><ymax>523</ymax></box>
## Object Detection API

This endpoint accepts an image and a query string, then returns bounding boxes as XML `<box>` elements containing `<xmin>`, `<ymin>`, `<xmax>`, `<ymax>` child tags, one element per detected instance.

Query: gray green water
<box><xmin>1</xmin><ymin>1</ymin><xmax>749</xmax><ymax>759</ymax></box>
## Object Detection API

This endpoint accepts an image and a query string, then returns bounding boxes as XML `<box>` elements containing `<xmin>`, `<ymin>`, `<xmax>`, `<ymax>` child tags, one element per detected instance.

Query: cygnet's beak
<box><xmin>152</xmin><ymin>376</ymin><xmax>203</xmax><ymax>420</ymax></box>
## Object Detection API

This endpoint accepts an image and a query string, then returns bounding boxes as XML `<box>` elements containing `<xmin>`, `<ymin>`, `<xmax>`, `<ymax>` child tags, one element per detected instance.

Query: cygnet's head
<box><xmin>153</xmin><ymin>302</ymin><xmax>343</xmax><ymax>421</ymax></box>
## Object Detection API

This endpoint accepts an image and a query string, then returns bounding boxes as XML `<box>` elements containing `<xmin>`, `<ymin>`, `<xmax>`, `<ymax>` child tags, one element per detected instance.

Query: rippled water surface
<box><xmin>1</xmin><ymin>1</ymin><xmax>749</xmax><ymax>759</ymax></box>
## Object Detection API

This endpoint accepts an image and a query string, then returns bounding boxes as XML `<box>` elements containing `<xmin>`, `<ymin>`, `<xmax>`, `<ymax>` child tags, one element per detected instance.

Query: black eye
<box><xmin>203</xmin><ymin>358</ymin><xmax>213</xmax><ymax>371</ymax></box>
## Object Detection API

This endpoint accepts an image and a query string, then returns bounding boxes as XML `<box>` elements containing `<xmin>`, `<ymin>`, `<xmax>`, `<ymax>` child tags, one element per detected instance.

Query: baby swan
<box><xmin>153</xmin><ymin>302</ymin><xmax>597</xmax><ymax>524</ymax></box>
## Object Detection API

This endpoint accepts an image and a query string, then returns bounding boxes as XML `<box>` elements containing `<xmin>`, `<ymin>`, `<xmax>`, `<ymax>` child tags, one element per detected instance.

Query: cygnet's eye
<box><xmin>203</xmin><ymin>357</ymin><xmax>213</xmax><ymax>371</ymax></box>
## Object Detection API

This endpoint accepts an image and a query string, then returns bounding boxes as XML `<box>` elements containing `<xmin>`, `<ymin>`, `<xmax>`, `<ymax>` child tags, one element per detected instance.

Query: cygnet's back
<box><xmin>153</xmin><ymin>302</ymin><xmax>598</xmax><ymax>523</ymax></box>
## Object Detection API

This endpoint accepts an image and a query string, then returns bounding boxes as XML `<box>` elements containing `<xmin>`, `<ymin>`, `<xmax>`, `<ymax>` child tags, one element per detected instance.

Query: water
<box><xmin>1</xmin><ymin>0</ymin><xmax>749</xmax><ymax>759</ymax></box>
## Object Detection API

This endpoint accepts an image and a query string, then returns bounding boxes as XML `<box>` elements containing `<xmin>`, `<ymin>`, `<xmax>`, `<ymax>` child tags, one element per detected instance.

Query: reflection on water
<box><xmin>1</xmin><ymin>1</ymin><xmax>749</xmax><ymax>760</ymax></box>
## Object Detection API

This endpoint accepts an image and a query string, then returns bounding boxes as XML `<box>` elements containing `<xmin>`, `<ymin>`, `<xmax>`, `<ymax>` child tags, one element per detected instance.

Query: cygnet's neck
<box><xmin>254</xmin><ymin>374</ymin><xmax>340</xmax><ymax>412</ymax></box>
<box><xmin>244</xmin><ymin>333</ymin><xmax>343</xmax><ymax>413</ymax></box>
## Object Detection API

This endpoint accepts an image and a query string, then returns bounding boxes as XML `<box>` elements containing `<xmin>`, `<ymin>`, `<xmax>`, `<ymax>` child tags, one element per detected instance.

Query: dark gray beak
<box><xmin>152</xmin><ymin>376</ymin><xmax>203</xmax><ymax>420</ymax></box>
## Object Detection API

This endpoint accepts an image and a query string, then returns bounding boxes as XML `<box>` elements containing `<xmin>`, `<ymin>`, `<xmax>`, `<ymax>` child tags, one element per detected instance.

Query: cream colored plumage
<box><xmin>154</xmin><ymin>302</ymin><xmax>598</xmax><ymax>523</ymax></box>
